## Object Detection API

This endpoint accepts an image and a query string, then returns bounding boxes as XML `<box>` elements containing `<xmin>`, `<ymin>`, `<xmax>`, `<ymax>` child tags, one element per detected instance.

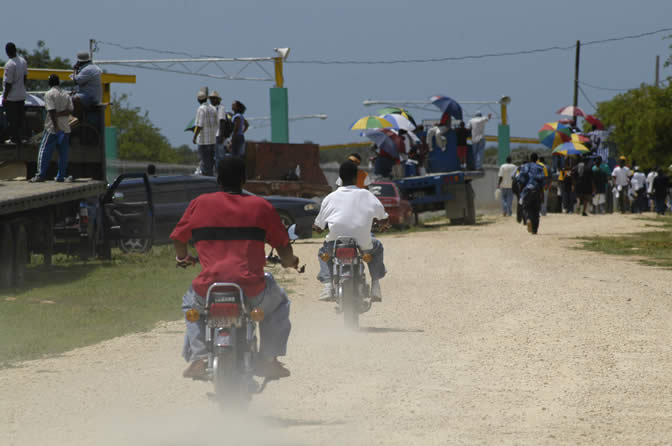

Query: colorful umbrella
<box><xmin>584</xmin><ymin>114</ymin><xmax>604</xmax><ymax>130</ymax></box>
<box><xmin>556</xmin><ymin>105</ymin><xmax>586</xmax><ymax>117</ymax></box>
<box><xmin>552</xmin><ymin>141</ymin><xmax>590</xmax><ymax>156</ymax></box>
<box><xmin>379</xmin><ymin>113</ymin><xmax>416</xmax><ymax>131</ymax></box>
<box><xmin>350</xmin><ymin>115</ymin><xmax>395</xmax><ymax>130</ymax></box>
<box><xmin>571</xmin><ymin>133</ymin><xmax>590</xmax><ymax>144</ymax></box>
<box><xmin>430</xmin><ymin>95</ymin><xmax>463</xmax><ymax>120</ymax></box>
<box><xmin>362</xmin><ymin>129</ymin><xmax>404</xmax><ymax>159</ymax></box>
<box><xmin>377</xmin><ymin>107</ymin><xmax>417</xmax><ymax>127</ymax></box>
<box><xmin>538</xmin><ymin>122</ymin><xmax>572</xmax><ymax>148</ymax></box>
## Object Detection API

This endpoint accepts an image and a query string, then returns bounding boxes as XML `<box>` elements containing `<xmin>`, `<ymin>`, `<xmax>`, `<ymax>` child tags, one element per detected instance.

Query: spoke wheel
<box><xmin>118</xmin><ymin>238</ymin><xmax>152</xmax><ymax>254</ymax></box>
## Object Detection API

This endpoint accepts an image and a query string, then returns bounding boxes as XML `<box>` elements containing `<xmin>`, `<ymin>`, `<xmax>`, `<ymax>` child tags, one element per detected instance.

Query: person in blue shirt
<box><xmin>517</xmin><ymin>153</ymin><xmax>546</xmax><ymax>234</ymax></box>
<box><xmin>70</xmin><ymin>52</ymin><xmax>102</xmax><ymax>122</ymax></box>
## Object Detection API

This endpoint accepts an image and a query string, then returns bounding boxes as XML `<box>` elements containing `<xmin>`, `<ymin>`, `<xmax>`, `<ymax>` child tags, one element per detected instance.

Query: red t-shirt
<box><xmin>170</xmin><ymin>192</ymin><xmax>289</xmax><ymax>297</ymax></box>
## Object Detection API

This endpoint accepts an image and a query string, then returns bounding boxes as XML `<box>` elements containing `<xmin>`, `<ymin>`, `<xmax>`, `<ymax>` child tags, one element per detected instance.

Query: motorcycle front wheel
<box><xmin>213</xmin><ymin>349</ymin><xmax>249</xmax><ymax>409</ymax></box>
<box><xmin>339</xmin><ymin>278</ymin><xmax>359</xmax><ymax>329</ymax></box>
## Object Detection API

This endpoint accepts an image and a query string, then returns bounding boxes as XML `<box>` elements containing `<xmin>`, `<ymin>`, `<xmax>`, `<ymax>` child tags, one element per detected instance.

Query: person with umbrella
<box><xmin>467</xmin><ymin>112</ymin><xmax>492</xmax><ymax>170</ymax></box>
<box><xmin>517</xmin><ymin>153</ymin><xmax>546</xmax><ymax>234</ymax></box>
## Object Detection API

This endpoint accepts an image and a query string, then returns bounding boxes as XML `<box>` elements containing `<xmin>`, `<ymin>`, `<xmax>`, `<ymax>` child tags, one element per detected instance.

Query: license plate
<box><xmin>215</xmin><ymin>332</ymin><xmax>231</xmax><ymax>347</ymax></box>
<box><xmin>207</xmin><ymin>316</ymin><xmax>241</xmax><ymax>328</ymax></box>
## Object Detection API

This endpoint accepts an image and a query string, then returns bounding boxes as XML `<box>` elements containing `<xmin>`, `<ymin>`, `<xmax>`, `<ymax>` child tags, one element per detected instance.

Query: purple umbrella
<box><xmin>430</xmin><ymin>95</ymin><xmax>463</xmax><ymax>120</ymax></box>
<box><xmin>362</xmin><ymin>129</ymin><xmax>401</xmax><ymax>159</ymax></box>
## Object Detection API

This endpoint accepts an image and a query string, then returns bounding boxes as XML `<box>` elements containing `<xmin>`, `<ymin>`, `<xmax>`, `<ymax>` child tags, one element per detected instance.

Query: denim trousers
<box><xmin>38</xmin><ymin>132</ymin><xmax>70</xmax><ymax>179</ymax></box>
<box><xmin>197</xmin><ymin>144</ymin><xmax>215</xmax><ymax>176</ymax></box>
<box><xmin>316</xmin><ymin>238</ymin><xmax>386</xmax><ymax>283</ymax></box>
<box><xmin>500</xmin><ymin>188</ymin><xmax>513</xmax><ymax>216</ymax></box>
<box><xmin>181</xmin><ymin>272</ymin><xmax>291</xmax><ymax>362</ymax></box>
<box><xmin>472</xmin><ymin>139</ymin><xmax>486</xmax><ymax>170</ymax></box>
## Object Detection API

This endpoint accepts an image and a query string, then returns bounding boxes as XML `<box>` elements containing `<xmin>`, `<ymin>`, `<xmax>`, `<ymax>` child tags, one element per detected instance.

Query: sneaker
<box><xmin>4</xmin><ymin>138</ymin><xmax>16</xmax><ymax>145</ymax></box>
<box><xmin>29</xmin><ymin>175</ymin><xmax>46</xmax><ymax>183</ymax></box>
<box><xmin>254</xmin><ymin>358</ymin><xmax>290</xmax><ymax>379</ymax></box>
<box><xmin>54</xmin><ymin>176</ymin><xmax>73</xmax><ymax>183</ymax></box>
<box><xmin>527</xmin><ymin>221</ymin><xmax>533</xmax><ymax>233</ymax></box>
<box><xmin>319</xmin><ymin>282</ymin><xmax>334</xmax><ymax>301</ymax></box>
<box><xmin>370</xmin><ymin>280</ymin><xmax>382</xmax><ymax>302</ymax></box>
<box><xmin>182</xmin><ymin>359</ymin><xmax>207</xmax><ymax>378</ymax></box>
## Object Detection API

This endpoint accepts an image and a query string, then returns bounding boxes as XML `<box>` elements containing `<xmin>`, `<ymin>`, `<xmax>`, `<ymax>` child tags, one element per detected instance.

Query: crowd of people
<box><xmin>2</xmin><ymin>42</ymin><xmax>103</xmax><ymax>183</ymax></box>
<box><xmin>191</xmin><ymin>89</ymin><xmax>248</xmax><ymax>176</ymax></box>
<box><xmin>497</xmin><ymin>152</ymin><xmax>672</xmax><ymax>235</ymax></box>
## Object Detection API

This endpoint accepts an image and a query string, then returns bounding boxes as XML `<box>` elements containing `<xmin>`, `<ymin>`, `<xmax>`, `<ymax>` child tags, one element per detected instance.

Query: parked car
<box><xmin>369</xmin><ymin>181</ymin><xmax>413</xmax><ymax>228</ymax></box>
<box><xmin>110</xmin><ymin>175</ymin><xmax>319</xmax><ymax>253</ymax></box>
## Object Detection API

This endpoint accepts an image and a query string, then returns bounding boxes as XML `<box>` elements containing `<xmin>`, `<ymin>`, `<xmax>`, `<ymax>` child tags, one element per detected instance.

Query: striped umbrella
<box><xmin>552</xmin><ymin>141</ymin><xmax>590</xmax><ymax>157</ymax></box>
<box><xmin>350</xmin><ymin>115</ymin><xmax>395</xmax><ymax>130</ymax></box>
<box><xmin>376</xmin><ymin>107</ymin><xmax>417</xmax><ymax>126</ymax></box>
<box><xmin>556</xmin><ymin>105</ymin><xmax>586</xmax><ymax>117</ymax></box>
<box><xmin>538</xmin><ymin>122</ymin><xmax>572</xmax><ymax>148</ymax></box>
<box><xmin>571</xmin><ymin>133</ymin><xmax>590</xmax><ymax>144</ymax></box>
<box><xmin>379</xmin><ymin>113</ymin><xmax>416</xmax><ymax>131</ymax></box>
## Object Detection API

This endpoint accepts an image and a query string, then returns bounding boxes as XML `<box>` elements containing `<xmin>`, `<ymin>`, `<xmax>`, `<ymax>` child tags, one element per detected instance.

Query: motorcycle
<box><xmin>321</xmin><ymin>236</ymin><xmax>373</xmax><ymax>329</ymax></box>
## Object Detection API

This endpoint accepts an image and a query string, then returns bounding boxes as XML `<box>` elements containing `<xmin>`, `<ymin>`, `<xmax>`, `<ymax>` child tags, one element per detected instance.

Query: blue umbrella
<box><xmin>362</xmin><ymin>129</ymin><xmax>400</xmax><ymax>159</ymax></box>
<box><xmin>430</xmin><ymin>95</ymin><xmax>463</xmax><ymax>120</ymax></box>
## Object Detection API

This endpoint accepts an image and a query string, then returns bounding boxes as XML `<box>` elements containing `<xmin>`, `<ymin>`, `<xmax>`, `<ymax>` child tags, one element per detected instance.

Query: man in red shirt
<box><xmin>171</xmin><ymin>157</ymin><xmax>299</xmax><ymax>379</ymax></box>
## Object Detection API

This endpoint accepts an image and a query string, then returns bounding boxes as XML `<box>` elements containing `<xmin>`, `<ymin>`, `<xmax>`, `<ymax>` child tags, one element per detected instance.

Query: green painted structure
<box><xmin>270</xmin><ymin>87</ymin><xmax>289</xmax><ymax>143</ymax></box>
<box><xmin>497</xmin><ymin>124</ymin><xmax>510</xmax><ymax>165</ymax></box>
<box><xmin>104</xmin><ymin>126</ymin><xmax>118</xmax><ymax>181</ymax></box>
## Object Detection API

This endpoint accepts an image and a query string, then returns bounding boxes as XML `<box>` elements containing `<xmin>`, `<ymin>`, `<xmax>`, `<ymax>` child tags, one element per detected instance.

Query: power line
<box><xmin>578</xmin><ymin>80</ymin><xmax>636</xmax><ymax>92</ymax></box>
<box><xmin>578</xmin><ymin>85</ymin><xmax>597</xmax><ymax>110</ymax></box>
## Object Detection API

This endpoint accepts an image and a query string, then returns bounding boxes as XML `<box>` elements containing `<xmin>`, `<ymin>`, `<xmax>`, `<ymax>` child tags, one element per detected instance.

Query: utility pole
<box><xmin>572</xmin><ymin>40</ymin><xmax>580</xmax><ymax>127</ymax></box>
<box><xmin>655</xmin><ymin>55</ymin><xmax>660</xmax><ymax>87</ymax></box>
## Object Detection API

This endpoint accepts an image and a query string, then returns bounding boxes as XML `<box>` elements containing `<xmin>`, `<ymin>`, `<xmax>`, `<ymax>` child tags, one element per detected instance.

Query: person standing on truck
<box><xmin>208</xmin><ymin>90</ymin><xmax>231</xmax><ymax>171</ymax></box>
<box><xmin>455</xmin><ymin>121</ymin><xmax>469</xmax><ymax>170</ymax></box>
<box><xmin>314</xmin><ymin>161</ymin><xmax>389</xmax><ymax>302</ymax></box>
<box><xmin>70</xmin><ymin>52</ymin><xmax>102</xmax><ymax>122</ymax></box>
<box><xmin>2</xmin><ymin>42</ymin><xmax>28</xmax><ymax>145</ymax></box>
<box><xmin>335</xmin><ymin>153</ymin><xmax>371</xmax><ymax>189</ymax></box>
<box><xmin>192</xmin><ymin>90</ymin><xmax>217</xmax><ymax>176</ymax></box>
<box><xmin>517</xmin><ymin>153</ymin><xmax>546</xmax><ymax>234</ymax></box>
<box><xmin>31</xmin><ymin>75</ymin><xmax>73</xmax><ymax>183</ymax></box>
<box><xmin>497</xmin><ymin>156</ymin><xmax>517</xmax><ymax>216</ymax></box>
<box><xmin>467</xmin><ymin>112</ymin><xmax>492</xmax><ymax>170</ymax></box>
<box><xmin>171</xmin><ymin>156</ymin><xmax>299</xmax><ymax>379</ymax></box>
<box><xmin>230</xmin><ymin>100</ymin><xmax>249</xmax><ymax>158</ymax></box>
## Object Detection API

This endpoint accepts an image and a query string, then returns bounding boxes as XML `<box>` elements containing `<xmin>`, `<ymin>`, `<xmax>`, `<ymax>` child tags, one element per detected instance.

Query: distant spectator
<box><xmin>336</xmin><ymin>153</ymin><xmax>371</xmax><ymax>189</ymax></box>
<box><xmin>652</xmin><ymin>168</ymin><xmax>670</xmax><ymax>215</ymax></box>
<box><xmin>560</xmin><ymin>161</ymin><xmax>575</xmax><ymax>214</ymax></box>
<box><xmin>497</xmin><ymin>156</ymin><xmax>517</xmax><ymax>216</ymax></box>
<box><xmin>630</xmin><ymin>166</ymin><xmax>647</xmax><ymax>213</ymax></box>
<box><xmin>612</xmin><ymin>157</ymin><xmax>631</xmax><ymax>213</ymax></box>
<box><xmin>572</xmin><ymin>155</ymin><xmax>593</xmax><ymax>216</ymax></box>
<box><xmin>209</xmin><ymin>90</ymin><xmax>230</xmax><ymax>170</ymax></box>
<box><xmin>591</xmin><ymin>157</ymin><xmax>610</xmax><ymax>214</ymax></box>
<box><xmin>192</xmin><ymin>90</ymin><xmax>217</xmax><ymax>176</ymax></box>
<box><xmin>537</xmin><ymin>156</ymin><xmax>551</xmax><ymax>216</ymax></box>
<box><xmin>70</xmin><ymin>51</ymin><xmax>102</xmax><ymax>121</ymax></box>
<box><xmin>31</xmin><ymin>74</ymin><xmax>73</xmax><ymax>183</ymax></box>
<box><xmin>146</xmin><ymin>163</ymin><xmax>157</xmax><ymax>176</ymax></box>
<box><xmin>455</xmin><ymin>121</ymin><xmax>468</xmax><ymax>170</ymax></box>
<box><xmin>230</xmin><ymin>100</ymin><xmax>249</xmax><ymax>158</ymax></box>
<box><xmin>2</xmin><ymin>42</ymin><xmax>28</xmax><ymax>144</ymax></box>
<box><xmin>467</xmin><ymin>112</ymin><xmax>492</xmax><ymax>170</ymax></box>
<box><xmin>517</xmin><ymin>153</ymin><xmax>546</xmax><ymax>234</ymax></box>
<box><xmin>646</xmin><ymin>168</ymin><xmax>657</xmax><ymax>212</ymax></box>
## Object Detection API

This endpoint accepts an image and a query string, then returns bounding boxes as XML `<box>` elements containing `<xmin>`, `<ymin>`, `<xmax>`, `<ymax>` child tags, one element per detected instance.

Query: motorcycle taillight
<box><xmin>335</xmin><ymin>247</ymin><xmax>356</xmax><ymax>259</ymax></box>
<box><xmin>209</xmin><ymin>303</ymin><xmax>240</xmax><ymax>318</ymax></box>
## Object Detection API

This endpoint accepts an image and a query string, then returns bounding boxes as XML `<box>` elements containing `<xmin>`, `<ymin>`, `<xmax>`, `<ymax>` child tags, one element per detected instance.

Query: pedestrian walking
<box><xmin>31</xmin><ymin>75</ymin><xmax>73</xmax><ymax>182</ymax></box>
<box><xmin>2</xmin><ymin>42</ymin><xmax>28</xmax><ymax>144</ymax></box>
<box><xmin>630</xmin><ymin>166</ymin><xmax>647</xmax><ymax>213</ymax></box>
<box><xmin>517</xmin><ymin>153</ymin><xmax>546</xmax><ymax>234</ymax></box>
<box><xmin>591</xmin><ymin>157</ymin><xmax>610</xmax><ymax>214</ymax></box>
<box><xmin>572</xmin><ymin>155</ymin><xmax>593</xmax><ymax>216</ymax></box>
<box><xmin>537</xmin><ymin>156</ymin><xmax>550</xmax><ymax>216</ymax></box>
<box><xmin>466</xmin><ymin>112</ymin><xmax>491</xmax><ymax>170</ymax></box>
<box><xmin>652</xmin><ymin>168</ymin><xmax>670</xmax><ymax>215</ymax></box>
<box><xmin>612</xmin><ymin>157</ymin><xmax>631</xmax><ymax>213</ymax></box>
<box><xmin>497</xmin><ymin>156</ymin><xmax>517</xmax><ymax>216</ymax></box>
<box><xmin>192</xmin><ymin>90</ymin><xmax>217</xmax><ymax>176</ymax></box>
<box><xmin>230</xmin><ymin>100</ymin><xmax>249</xmax><ymax>158</ymax></box>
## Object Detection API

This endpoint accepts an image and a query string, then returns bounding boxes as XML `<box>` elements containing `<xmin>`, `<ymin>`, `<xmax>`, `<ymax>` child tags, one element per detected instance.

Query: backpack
<box><xmin>220</xmin><ymin>113</ymin><xmax>234</xmax><ymax>139</ymax></box>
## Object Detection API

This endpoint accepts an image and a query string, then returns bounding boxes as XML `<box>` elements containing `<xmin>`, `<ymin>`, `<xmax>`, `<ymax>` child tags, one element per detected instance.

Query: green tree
<box><xmin>596</xmin><ymin>83</ymin><xmax>672</xmax><ymax>168</ymax></box>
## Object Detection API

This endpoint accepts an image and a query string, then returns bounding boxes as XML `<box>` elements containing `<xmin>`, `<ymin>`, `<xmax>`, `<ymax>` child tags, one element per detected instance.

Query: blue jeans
<box><xmin>38</xmin><ymin>132</ymin><xmax>70</xmax><ymax>179</ymax></box>
<box><xmin>181</xmin><ymin>272</ymin><xmax>291</xmax><ymax>362</ymax></box>
<box><xmin>472</xmin><ymin>139</ymin><xmax>486</xmax><ymax>170</ymax></box>
<box><xmin>214</xmin><ymin>142</ymin><xmax>228</xmax><ymax>172</ymax></box>
<box><xmin>316</xmin><ymin>238</ymin><xmax>386</xmax><ymax>283</ymax></box>
<box><xmin>197</xmin><ymin>144</ymin><xmax>215</xmax><ymax>176</ymax></box>
<box><xmin>500</xmin><ymin>188</ymin><xmax>513</xmax><ymax>216</ymax></box>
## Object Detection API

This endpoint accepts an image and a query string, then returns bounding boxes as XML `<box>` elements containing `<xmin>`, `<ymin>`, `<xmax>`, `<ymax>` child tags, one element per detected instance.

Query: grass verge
<box><xmin>0</xmin><ymin>246</ymin><xmax>196</xmax><ymax>366</ymax></box>
<box><xmin>577</xmin><ymin>216</ymin><xmax>672</xmax><ymax>268</ymax></box>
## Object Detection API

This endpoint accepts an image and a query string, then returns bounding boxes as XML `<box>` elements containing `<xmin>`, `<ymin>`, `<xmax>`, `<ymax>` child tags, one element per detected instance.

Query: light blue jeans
<box><xmin>316</xmin><ymin>238</ymin><xmax>386</xmax><ymax>283</ymax></box>
<box><xmin>181</xmin><ymin>272</ymin><xmax>291</xmax><ymax>362</ymax></box>
<box><xmin>500</xmin><ymin>188</ymin><xmax>513</xmax><ymax>216</ymax></box>
<box><xmin>472</xmin><ymin>139</ymin><xmax>486</xmax><ymax>170</ymax></box>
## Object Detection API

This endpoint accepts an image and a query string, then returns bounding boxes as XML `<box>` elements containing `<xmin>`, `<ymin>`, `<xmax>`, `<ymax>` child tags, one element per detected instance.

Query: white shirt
<box><xmin>2</xmin><ymin>56</ymin><xmax>28</xmax><ymax>102</ymax></box>
<box><xmin>215</xmin><ymin>105</ymin><xmax>228</xmax><ymax>139</ymax></box>
<box><xmin>467</xmin><ymin>116</ymin><xmax>490</xmax><ymax>143</ymax></box>
<box><xmin>612</xmin><ymin>166</ymin><xmax>631</xmax><ymax>187</ymax></box>
<box><xmin>194</xmin><ymin>103</ymin><xmax>217</xmax><ymax>145</ymax></box>
<box><xmin>498</xmin><ymin>163</ymin><xmax>517</xmax><ymax>188</ymax></box>
<box><xmin>44</xmin><ymin>86</ymin><xmax>73</xmax><ymax>134</ymax></box>
<box><xmin>314</xmin><ymin>186</ymin><xmax>388</xmax><ymax>250</ymax></box>
<box><xmin>631</xmin><ymin>171</ymin><xmax>646</xmax><ymax>191</ymax></box>
<box><xmin>646</xmin><ymin>171</ymin><xmax>657</xmax><ymax>194</ymax></box>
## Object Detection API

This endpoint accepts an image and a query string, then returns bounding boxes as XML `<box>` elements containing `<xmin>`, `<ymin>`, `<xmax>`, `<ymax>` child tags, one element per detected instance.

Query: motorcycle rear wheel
<box><xmin>340</xmin><ymin>278</ymin><xmax>359</xmax><ymax>330</ymax></box>
<box><xmin>213</xmin><ymin>349</ymin><xmax>249</xmax><ymax>409</ymax></box>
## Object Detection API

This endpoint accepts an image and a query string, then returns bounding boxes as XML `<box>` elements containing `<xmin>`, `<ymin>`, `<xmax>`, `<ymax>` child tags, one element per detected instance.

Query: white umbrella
<box><xmin>379</xmin><ymin>113</ymin><xmax>416</xmax><ymax>131</ymax></box>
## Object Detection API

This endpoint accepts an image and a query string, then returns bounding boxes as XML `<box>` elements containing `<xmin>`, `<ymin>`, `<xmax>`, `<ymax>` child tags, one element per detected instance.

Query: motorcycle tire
<box><xmin>213</xmin><ymin>349</ymin><xmax>249</xmax><ymax>410</ymax></box>
<box><xmin>339</xmin><ymin>278</ymin><xmax>359</xmax><ymax>330</ymax></box>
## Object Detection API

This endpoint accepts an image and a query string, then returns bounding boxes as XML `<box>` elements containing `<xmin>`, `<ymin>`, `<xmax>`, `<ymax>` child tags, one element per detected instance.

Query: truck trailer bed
<box><xmin>0</xmin><ymin>179</ymin><xmax>107</xmax><ymax>217</ymax></box>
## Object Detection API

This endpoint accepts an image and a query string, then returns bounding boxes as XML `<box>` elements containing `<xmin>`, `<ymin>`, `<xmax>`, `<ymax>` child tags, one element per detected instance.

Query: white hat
<box><xmin>208</xmin><ymin>90</ymin><xmax>221</xmax><ymax>99</ymax></box>
<box><xmin>76</xmin><ymin>51</ymin><xmax>90</xmax><ymax>63</ymax></box>
<box><xmin>197</xmin><ymin>90</ymin><xmax>207</xmax><ymax>100</ymax></box>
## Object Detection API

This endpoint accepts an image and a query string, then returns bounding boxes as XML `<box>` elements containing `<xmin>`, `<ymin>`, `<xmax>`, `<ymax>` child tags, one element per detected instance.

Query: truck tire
<box><xmin>0</xmin><ymin>224</ymin><xmax>15</xmax><ymax>289</ymax></box>
<box><xmin>12</xmin><ymin>224</ymin><xmax>27</xmax><ymax>287</ymax></box>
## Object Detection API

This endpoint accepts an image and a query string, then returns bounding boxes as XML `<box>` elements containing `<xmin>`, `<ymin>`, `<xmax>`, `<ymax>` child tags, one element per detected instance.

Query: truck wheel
<box><xmin>119</xmin><ymin>238</ymin><xmax>152</xmax><ymax>254</ymax></box>
<box><xmin>0</xmin><ymin>224</ymin><xmax>15</xmax><ymax>289</ymax></box>
<box><xmin>12</xmin><ymin>224</ymin><xmax>27</xmax><ymax>287</ymax></box>
<box><xmin>277</xmin><ymin>211</ymin><xmax>295</xmax><ymax>230</ymax></box>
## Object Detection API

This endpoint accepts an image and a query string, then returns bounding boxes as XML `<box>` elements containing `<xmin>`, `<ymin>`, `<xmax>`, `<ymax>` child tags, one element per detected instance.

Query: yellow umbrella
<box><xmin>350</xmin><ymin>115</ymin><xmax>395</xmax><ymax>130</ymax></box>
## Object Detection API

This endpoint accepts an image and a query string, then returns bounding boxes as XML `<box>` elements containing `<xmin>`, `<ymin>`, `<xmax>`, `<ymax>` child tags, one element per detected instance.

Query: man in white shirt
<box><xmin>467</xmin><ymin>111</ymin><xmax>492</xmax><ymax>170</ymax></box>
<box><xmin>208</xmin><ymin>90</ymin><xmax>230</xmax><ymax>171</ymax></box>
<box><xmin>611</xmin><ymin>157</ymin><xmax>631</xmax><ymax>213</ymax></box>
<box><xmin>31</xmin><ymin>75</ymin><xmax>73</xmax><ymax>182</ymax></box>
<box><xmin>2</xmin><ymin>42</ymin><xmax>28</xmax><ymax>145</ymax></box>
<box><xmin>192</xmin><ymin>90</ymin><xmax>218</xmax><ymax>176</ymax></box>
<box><xmin>314</xmin><ymin>161</ymin><xmax>389</xmax><ymax>302</ymax></box>
<box><xmin>630</xmin><ymin>166</ymin><xmax>647</xmax><ymax>213</ymax></box>
<box><xmin>497</xmin><ymin>156</ymin><xmax>517</xmax><ymax>216</ymax></box>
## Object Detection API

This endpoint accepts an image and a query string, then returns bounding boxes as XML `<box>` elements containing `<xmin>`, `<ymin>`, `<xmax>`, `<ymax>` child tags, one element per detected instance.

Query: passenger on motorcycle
<box><xmin>170</xmin><ymin>157</ymin><xmax>299</xmax><ymax>379</ymax></box>
<box><xmin>517</xmin><ymin>152</ymin><xmax>546</xmax><ymax>235</ymax></box>
<box><xmin>313</xmin><ymin>161</ymin><xmax>389</xmax><ymax>302</ymax></box>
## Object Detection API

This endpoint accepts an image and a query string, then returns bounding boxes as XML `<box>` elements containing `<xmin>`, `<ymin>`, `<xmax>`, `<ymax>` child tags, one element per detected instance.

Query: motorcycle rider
<box><xmin>517</xmin><ymin>153</ymin><xmax>546</xmax><ymax>235</ymax></box>
<box><xmin>171</xmin><ymin>156</ymin><xmax>299</xmax><ymax>379</ymax></box>
<box><xmin>314</xmin><ymin>160</ymin><xmax>389</xmax><ymax>302</ymax></box>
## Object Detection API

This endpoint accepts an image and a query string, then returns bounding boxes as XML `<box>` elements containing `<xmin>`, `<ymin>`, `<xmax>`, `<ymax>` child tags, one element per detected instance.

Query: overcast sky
<box><xmin>5</xmin><ymin>0</ymin><xmax>672</xmax><ymax>149</ymax></box>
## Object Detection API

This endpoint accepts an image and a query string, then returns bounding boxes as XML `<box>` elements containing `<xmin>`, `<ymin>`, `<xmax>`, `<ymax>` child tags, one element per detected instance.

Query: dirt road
<box><xmin>2</xmin><ymin>214</ymin><xmax>672</xmax><ymax>445</ymax></box>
